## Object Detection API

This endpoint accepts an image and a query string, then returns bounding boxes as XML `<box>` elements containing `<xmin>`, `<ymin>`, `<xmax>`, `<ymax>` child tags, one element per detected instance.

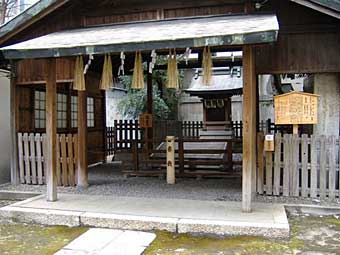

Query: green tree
<box><xmin>117</xmin><ymin>57</ymin><xmax>183</xmax><ymax>120</ymax></box>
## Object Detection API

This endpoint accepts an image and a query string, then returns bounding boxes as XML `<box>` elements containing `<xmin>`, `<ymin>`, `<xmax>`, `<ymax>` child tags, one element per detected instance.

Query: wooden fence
<box><xmin>258</xmin><ymin>133</ymin><xmax>340</xmax><ymax>199</ymax></box>
<box><xmin>17</xmin><ymin>133</ymin><xmax>77</xmax><ymax>186</ymax></box>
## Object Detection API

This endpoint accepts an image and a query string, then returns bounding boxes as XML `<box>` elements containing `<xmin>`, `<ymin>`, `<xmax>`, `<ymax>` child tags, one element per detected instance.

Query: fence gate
<box><xmin>17</xmin><ymin>133</ymin><xmax>77</xmax><ymax>186</ymax></box>
<box><xmin>257</xmin><ymin>133</ymin><xmax>340</xmax><ymax>199</ymax></box>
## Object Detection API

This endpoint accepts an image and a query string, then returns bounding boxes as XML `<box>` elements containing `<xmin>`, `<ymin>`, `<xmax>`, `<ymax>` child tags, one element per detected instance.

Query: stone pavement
<box><xmin>54</xmin><ymin>228</ymin><xmax>156</xmax><ymax>255</ymax></box>
<box><xmin>0</xmin><ymin>193</ymin><xmax>290</xmax><ymax>238</ymax></box>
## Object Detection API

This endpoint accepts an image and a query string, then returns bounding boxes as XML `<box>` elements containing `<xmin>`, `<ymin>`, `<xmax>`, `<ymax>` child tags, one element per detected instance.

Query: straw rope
<box><xmin>99</xmin><ymin>54</ymin><xmax>113</xmax><ymax>90</ymax></box>
<box><xmin>166</xmin><ymin>49</ymin><xmax>179</xmax><ymax>89</ymax></box>
<box><xmin>131</xmin><ymin>51</ymin><xmax>145</xmax><ymax>89</ymax></box>
<box><xmin>73</xmin><ymin>56</ymin><xmax>86</xmax><ymax>91</ymax></box>
<box><xmin>202</xmin><ymin>46</ymin><xmax>213</xmax><ymax>86</ymax></box>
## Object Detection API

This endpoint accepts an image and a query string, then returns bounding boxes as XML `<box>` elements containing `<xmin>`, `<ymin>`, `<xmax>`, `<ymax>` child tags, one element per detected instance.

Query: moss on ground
<box><xmin>0</xmin><ymin>224</ymin><xmax>88</xmax><ymax>255</ymax></box>
<box><xmin>145</xmin><ymin>216</ymin><xmax>340</xmax><ymax>255</ymax></box>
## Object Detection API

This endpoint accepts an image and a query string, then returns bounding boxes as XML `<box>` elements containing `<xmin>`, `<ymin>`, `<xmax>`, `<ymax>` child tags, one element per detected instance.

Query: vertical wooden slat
<box><xmin>124</xmin><ymin>120</ymin><xmax>128</xmax><ymax>149</ymax></box>
<box><xmin>301</xmin><ymin>134</ymin><xmax>308</xmax><ymax>197</ymax></box>
<box><xmin>328</xmin><ymin>135</ymin><xmax>336</xmax><ymax>200</ymax></box>
<box><xmin>257</xmin><ymin>133</ymin><xmax>264</xmax><ymax>194</ymax></box>
<box><xmin>60</xmin><ymin>134</ymin><xmax>68</xmax><ymax>186</ymax></box>
<box><xmin>17</xmin><ymin>133</ymin><xmax>25</xmax><ymax>183</ymax></box>
<box><xmin>283</xmin><ymin>134</ymin><xmax>290</xmax><ymax>196</ymax></box>
<box><xmin>46</xmin><ymin>58</ymin><xmax>57</xmax><ymax>201</ymax></box>
<box><xmin>265</xmin><ymin>152</ymin><xmax>273</xmax><ymax>195</ymax></box>
<box><xmin>29</xmin><ymin>133</ymin><xmax>37</xmax><ymax>184</ymax></box>
<box><xmin>273</xmin><ymin>133</ymin><xmax>282</xmax><ymax>196</ymax></box>
<box><xmin>36</xmin><ymin>134</ymin><xmax>43</xmax><ymax>185</ymax></box>
<box><xmin>320</xmin><ymin>135</ymin><xmax>326</xmax><ymax>199</ymax></box>
<box><xmin>310</xmin><ymin>135</ymin><xmax>318</xmax><ymax>198</ymax></box>
<box><xmin>68</xmin><ymin>134</ymin><xmax>75</xmax><ymax>186</ymax></box>
<box><xmin>129</xmin><ymin>120</ymin><xmax>133</xmax><ymax>149</ymax></box>
<box><xmin>119</xmin><ymin>119</ymin><xmax>123</xmax><ymax>150</ymax></box>
<box><xmin>291</xmin><ymin>134</ymin><xmax>299</xmax><ymax>197</ymax></box>
<box><xmin>242</xmin><ymin>45</ymin><xmax>256</xmax><ymax>212</ymax></box>
<box><xmin>56</xmin><ymin>134</ymin><xmax>61</xmax><ymax>186</ymax></box>
<box><xmin>23</xmin><ymin>133</ymin><xmax>31</xmax><ymax>184</ymax></box>
<box><xmin>114</xmin><ymin>119</ymin><xmax>118</xmax><ymax>152</ymax></box>
<box><xmin>73</xmin><ymin>134</ymin><xmax>78</xmax><ymax>185</ymax></box>
<box><xmin>42</xmin><ymin>134</ymin><xmax>47</xmax><ymax>184</ymax></box>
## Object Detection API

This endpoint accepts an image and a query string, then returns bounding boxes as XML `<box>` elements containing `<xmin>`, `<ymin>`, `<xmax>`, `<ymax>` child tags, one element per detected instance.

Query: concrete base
<box><xmin>0</xmin><ymin>194</ymin><xmax>289</xmax><ymax>239</ymax></box>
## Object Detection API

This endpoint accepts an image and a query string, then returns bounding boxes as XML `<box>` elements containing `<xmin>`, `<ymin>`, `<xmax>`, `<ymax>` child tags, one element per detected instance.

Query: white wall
<box><xmin>0</xmin><ymin>70</ymin><xmax>11</xmax><ymax>184</ymax></box>
<box><xmin>313</xmin><ymin>73</ymin><xmax>340</xmax><ymax>136</ymax></box>
<box><xmin>106</xmin><ymin>89</ymin><xmax>127</xmax><ymax>126</ymax></box>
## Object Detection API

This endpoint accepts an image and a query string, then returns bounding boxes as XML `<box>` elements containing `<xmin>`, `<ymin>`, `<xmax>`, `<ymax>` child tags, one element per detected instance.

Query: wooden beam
<box><xmin>77</xmin><ymin>90</ymin><xmax>88</xmax><ymax>187</ymax></box>
<box><xmin>242</xmin><ymin>45</ymin><xmax>256</xmax><ymax>213</ymax></box>
<box><xmin>46</xmin><ymin>58</ymin><xmax>57</xmax><ymax>201</ymax></box>
<box><xmin>10</xmin><ymin>61</ymin><xmax>19</xmax><ymax>184</ymax></box>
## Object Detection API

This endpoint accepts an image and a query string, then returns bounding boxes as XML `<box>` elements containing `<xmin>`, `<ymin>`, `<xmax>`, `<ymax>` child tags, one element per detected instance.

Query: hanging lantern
<box><xmin>99</xmin><ymin>54</ymin><xmax>113</xmax><ymax>90</ymax></box>
<box><xmin>73</xmin><ymin>56</ymin><xmax>86</xmax><ymax>91</ymax></box>
<box><xmin>166</xmin><ymin>49</ymin><xmax>179</xmax><ymax>89</ymax></box>
<box><xmin>131</xmin><ymin>51</ymin><xmax>145</xmax><ymax>89</ymax></box>
<box><xmin>202</xmin><ymin>46</ymin><xmax>213</xmax><ymax>86</ymax></box>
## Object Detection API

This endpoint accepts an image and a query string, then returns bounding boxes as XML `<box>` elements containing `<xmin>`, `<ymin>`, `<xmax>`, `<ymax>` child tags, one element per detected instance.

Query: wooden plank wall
<box><xmin>257</xmin><ymin>133</ymin><xmax>340</xmax><ymax>200</ymax></box>
<box><xmin>17</xmin><ymin>132</ymin><xmax>77</xmax><ymax>186</ymax></box>
<box><xmin>15</xmin><ymin>61</ymin><xmax>105</xmax><ymax>165</ymax></box>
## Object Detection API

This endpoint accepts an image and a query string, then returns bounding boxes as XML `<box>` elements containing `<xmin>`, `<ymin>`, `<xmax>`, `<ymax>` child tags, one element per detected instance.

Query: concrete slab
<box><xmin>54</xmin><ymin>228</ymin><xmax>156</xmax><ymax>255</ymax></box>
<box><xmin>0</xmin><ymin>193</ymin><xmax>289</xmax><ymax>238</ymax></box>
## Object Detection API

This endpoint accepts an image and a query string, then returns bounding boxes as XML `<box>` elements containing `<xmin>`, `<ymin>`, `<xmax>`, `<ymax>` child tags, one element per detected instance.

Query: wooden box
<box><xmin>274</xmin><ymin>91</ymin><xmax>319</xmax><ymax>125</ymax></box>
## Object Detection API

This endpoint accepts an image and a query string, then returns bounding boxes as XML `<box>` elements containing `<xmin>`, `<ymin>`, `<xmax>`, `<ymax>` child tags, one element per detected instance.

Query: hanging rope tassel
<box><xmin>166</xmin><ymin>49</ymin><xmax>179</xmax><ymax>89</ymax></box>
<box><xmin>202</xmin><ymin>46</ymin><xmax>213</xmax><ymax>86</ymax></box>
<box><xmin>73</xmin><ymin>56</ymin><xmax>86</xmax><ymax>91</ymax></box>
<box><xmin>131</xmin><ymin>51</ymin><xmax>145</xmax><ymax>89</ymax></box>
<box><xmin>100</xmin><ymin>54</ymin><xmax>113</xmax><ymax>90</ymax></box>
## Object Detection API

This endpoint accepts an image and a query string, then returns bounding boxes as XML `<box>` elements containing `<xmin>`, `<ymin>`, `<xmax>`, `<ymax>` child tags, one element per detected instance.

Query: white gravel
<box><xmin>1</xmin><ymin>163</ymin><xmax>339</xmax><ymax>206</ymax></box>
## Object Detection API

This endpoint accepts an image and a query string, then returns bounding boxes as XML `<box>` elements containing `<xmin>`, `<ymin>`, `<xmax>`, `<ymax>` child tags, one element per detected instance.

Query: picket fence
<box><xmin>258</xmin><ymin>133</ymin><xmax>340</xmax><ymax>199</ymax></box>
<box><xmin>17</xmin><ymin>133</ymin><xmax>77</xmax><ymax>186</ymax></box>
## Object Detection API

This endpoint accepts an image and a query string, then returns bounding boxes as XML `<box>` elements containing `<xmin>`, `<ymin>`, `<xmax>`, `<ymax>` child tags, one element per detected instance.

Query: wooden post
<box><xmin>293</xmin><ymin>124</ymin><xmax>298</xmax><ymax>135</ymax></box>
<box><xmin>10</xmin><ymin>61</ymin><xmax>19</xmax><ymax>184</ymax></box>
<box><xmin>166</xmin><ymin>136</ymin><xmax>175</xmax><ymax>184</ymax></box>
<box><xmin>147</xmin><ymin>61</ymin><xmax>153</xmax><ymax>150</ymax></box>
<box><xmin>242</xmin><ymin>45</ymin><xmax>256</xmax><ymax>213</ymax></box>
<box><xmin>46</xmin><ymin>58</ymin><xmax>57</xmax><ymax>201</ymax></box>
<box><xmin>77</xmin><ymin>91</ymin><xmax>88</xmax><ymax>187</ymax></box>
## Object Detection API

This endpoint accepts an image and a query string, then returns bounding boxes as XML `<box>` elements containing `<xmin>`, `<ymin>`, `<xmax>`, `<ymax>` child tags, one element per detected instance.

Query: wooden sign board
<box><xmin>274</xmin><ymin>92</ymin><xmax>319</xmax><ymax>125</ymax></box>
<box><xmin>139</xmin><ymin>113</ymin><xmax>153</xmax><ymax>128</ymax></box>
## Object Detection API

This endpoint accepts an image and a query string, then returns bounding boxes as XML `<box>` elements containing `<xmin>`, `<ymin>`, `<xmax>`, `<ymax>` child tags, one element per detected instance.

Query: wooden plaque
<box><xmin>139</xmin><ymin>113</ymin><xmax>153</xmax><ymax>128</ymax></box>
<box><xmin>274</xmin><ymin>92</ymin><xmax>319</xmax><ymax>125</ymax></box>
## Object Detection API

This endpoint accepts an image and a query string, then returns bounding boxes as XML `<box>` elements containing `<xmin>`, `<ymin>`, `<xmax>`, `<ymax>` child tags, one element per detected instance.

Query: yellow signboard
<box><xmin>274</xmin><ymin>92</ymin><xmax>319</xmax><ymax>125</ymax></box>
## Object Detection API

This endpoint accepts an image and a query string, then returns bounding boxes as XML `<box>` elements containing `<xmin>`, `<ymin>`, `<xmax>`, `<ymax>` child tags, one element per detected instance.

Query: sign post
<box><xmin>274</xmin><ymin>92</ymin><xmax>319</xmax><ymax>134</ymax></box>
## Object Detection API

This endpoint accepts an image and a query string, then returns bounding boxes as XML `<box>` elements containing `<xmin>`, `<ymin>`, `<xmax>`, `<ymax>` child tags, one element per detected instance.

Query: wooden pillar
<box><xmin>10</xmin><ymin>61</ymin><xmax>19</xmax><ymax>184</ymax></box>
<box><xmin>242</xmin><ymin>45</ymin><xmax>256</xmax><ymax>212</ymax></box>
<box><xmin>77</xmin><ymin>91</ymin><xmax>88</xmax><ymax>187</ymax></box>
<box><xmin>46</xmin><ymin>58</ymin><xmax>57</xmax><ymax>201</ymax></box>
<box><xmin>146</xmin><ymin>62</ymin><xmax>153</xmax><ymax>148</ymax></box>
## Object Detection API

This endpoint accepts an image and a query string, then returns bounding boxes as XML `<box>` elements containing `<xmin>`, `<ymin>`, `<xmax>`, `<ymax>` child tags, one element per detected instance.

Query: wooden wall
<box><xmin>15</xmin><ymin>59</ymin><xmax>105</xmax><ymax>164</ymax></box>
<box><xmin>255</xmin><ymin>0</ymin><xmax>340</xmax><ymax>74</ymax></box>
<box><xmin>5</xmin><ymin>0</ymin><xmax>340</xmax><ymax>75</ymax></box>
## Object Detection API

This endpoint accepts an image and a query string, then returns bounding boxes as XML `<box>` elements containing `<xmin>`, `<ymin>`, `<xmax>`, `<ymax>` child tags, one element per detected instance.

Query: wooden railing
<box><xmin>258</xmin><ymin>133</ymin><xmax>340</xmax><ymax>199</ymax></box>
<box><xmin>107</xmin><ymin>119</ymin><xmax>276</xmax><ymax>155</ymax></box>
<box><xmin>17</xmin><ymin>133</ymin><xmax>77</xmax><ymax>186</ymax></box>
<box><xmin>122</xmin><ymin>137</ymin><xmax>242</xmax><ymax>177</ymax></box>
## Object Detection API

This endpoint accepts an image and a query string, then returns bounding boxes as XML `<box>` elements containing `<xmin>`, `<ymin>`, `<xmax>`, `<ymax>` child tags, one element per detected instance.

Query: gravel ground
<box><xmin>1</xmin><ymin>163</ymin><xmax>340</xmax><ymax>206</ymax></box>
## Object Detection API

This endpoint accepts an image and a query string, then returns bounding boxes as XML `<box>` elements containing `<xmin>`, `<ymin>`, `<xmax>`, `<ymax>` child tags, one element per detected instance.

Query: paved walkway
<box><xmin>0</xmin><ymin>193</ymin><xmax>289</xmax><ymax>238</ymax></box>
<box><xmin>54</xmin><ymin>228</ymin><xmax>156</xmax><ymax>255</ymax></box>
